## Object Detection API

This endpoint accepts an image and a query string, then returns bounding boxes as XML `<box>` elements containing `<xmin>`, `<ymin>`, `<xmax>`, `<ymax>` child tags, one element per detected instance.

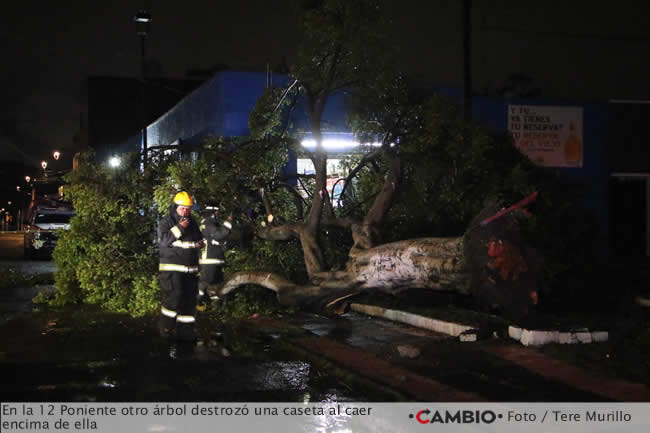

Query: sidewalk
<box><xmin>245</xmin><ymin>311</ymin><xmax>650</xmax><ymax>402</ymax></box>
<box><xmin>1</xmin><ymin>301</ymin><xmax>649</xmax><ymax>402</ymax></box>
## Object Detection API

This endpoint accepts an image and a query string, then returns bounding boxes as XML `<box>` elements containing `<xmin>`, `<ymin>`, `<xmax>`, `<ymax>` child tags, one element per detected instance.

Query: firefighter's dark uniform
<box><xmin>158</xmin><ymin>202</ymin><xmax>203</xmax><ymax>340</ymax></box>
<box><xmin>197</xmin><ymin>211</ymin><xmax>232</xmax><ymax>305</ymax></box>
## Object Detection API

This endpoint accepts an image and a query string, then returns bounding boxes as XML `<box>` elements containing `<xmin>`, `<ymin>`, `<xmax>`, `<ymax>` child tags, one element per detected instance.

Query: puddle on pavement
<box><xmin>0</xmin><ymin>304</ymin><xmax>375</xmax><ymax>402</ymax></box>
<box><xmin>0</xmin><ymin>298</ymin><xmax>612</xmax><ymax>402</ymax></box>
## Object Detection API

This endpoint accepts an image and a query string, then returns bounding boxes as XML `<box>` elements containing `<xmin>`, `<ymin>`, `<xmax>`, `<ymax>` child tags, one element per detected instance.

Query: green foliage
<box><xmin>292</xmin><ymin>0</ymin><xmax>388</xmax><ymax>94</ymax></box>
<box><xmin>51</xmin><ymin>152</ymin><xmax>159</xmax><ymax>316</ymax></box>
<box><xmin>249</xmin><ymin>86</ymin><xmax>297</xmax><ymax>139</ymax></box>
<box><xmin>154</xmin><ymin>137</ymin><xmax>289</xmax><ymax>218</ymax></box>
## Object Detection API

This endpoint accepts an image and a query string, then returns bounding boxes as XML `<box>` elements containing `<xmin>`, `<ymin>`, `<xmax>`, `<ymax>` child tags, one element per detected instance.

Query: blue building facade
<box><xmin>121</xmin><ymin>70</ymin><xmax>623</xmax><ymax>254</ymax></box>
<box><xmin>125</xmin><ymin>71</ymin><xmax>351</xmax><ymax>150</ymax></box>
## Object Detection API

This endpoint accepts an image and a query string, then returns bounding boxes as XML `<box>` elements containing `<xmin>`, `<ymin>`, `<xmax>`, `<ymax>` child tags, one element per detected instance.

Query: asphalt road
<box><xmin>0</xmin><ymin>259</ymin><xmax>56</xmax><ymax>275</ymax></box>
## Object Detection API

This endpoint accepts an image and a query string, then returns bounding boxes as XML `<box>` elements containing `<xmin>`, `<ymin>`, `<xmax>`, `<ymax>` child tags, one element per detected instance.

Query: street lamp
<box><xmin>134</xmin><ymin>10</ymin><xmax>151</xmax><ymax>168</ymax></box>
<box><xmin>53</xmin><ymin>150</ymin><xmax>61</xmax><ymax>160</ymax></box>
<box><xmin>41</xmin><ymin>161</ymin><xmax>48</xmax><ymax>170</ymax></box>
<box><xmin>109</xmin><ymin>156</ymin><xmax>122</xmax><ymax>168</ymax></box>
<box><xmin>133</xmin><ymin>11</ymin><xmax>151</xmax><ymax>77</ymax></box>
<box><xmin>25</xmin><ymin>176</ymin><xmax>31</xmax><ymax>183</ymax></box>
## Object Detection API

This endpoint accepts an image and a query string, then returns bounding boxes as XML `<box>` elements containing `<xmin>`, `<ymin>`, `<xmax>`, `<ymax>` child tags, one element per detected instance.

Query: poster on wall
<box><xmin>507</xmin><ymin>105</ymin><xmax>584</xmax><ymax>167</ymax></box>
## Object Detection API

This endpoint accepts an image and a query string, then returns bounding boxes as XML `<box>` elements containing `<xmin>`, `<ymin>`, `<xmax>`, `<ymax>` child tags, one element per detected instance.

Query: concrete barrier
<box><xmin>0</xmin><ymin>232</ymin><xmax>27</xmax><ymax>258</ymax></box>
<box><xmin>350</xmin><ymin>303</ymin><xmax>475</xmax><ymax>337</ymax></box>
<box><xmin>508</xmin><ymin>325</ymin><xmax>608</xmax><ymax>345</ymax></box>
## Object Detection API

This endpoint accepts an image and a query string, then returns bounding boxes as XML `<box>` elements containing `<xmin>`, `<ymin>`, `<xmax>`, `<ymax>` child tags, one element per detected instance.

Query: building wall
<box><xmin>141</xmin><ymin>71</ymin><xmax>352</xmax><ymax>149</ymax></box>
<box><xmin>123</xmin><ymin>72</ymin><xmax>616</xmax><ymax>250</ymax></box>
<box><xmin>88</xmin><ymin>76</ymin><xmax>202</xmax><ymax>161</ymax></box>
<box><xmin>147</xmin><ymin>73</ymin><xmax>224</xmax><ymax>148</ymax></box>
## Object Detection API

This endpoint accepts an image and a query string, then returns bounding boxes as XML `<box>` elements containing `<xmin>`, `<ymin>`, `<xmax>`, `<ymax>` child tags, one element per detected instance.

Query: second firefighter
<box><xmin>197</xmin><ymin>205</ymin><xmax>232</xmax><ymax>309</ymax></box>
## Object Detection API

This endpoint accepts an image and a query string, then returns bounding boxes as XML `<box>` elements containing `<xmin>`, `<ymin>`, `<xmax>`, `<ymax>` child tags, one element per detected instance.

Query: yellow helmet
<box><xmin>173</xmin><ymin>191</ymin><xmax>193</xmax><ymax>207</ymax></box>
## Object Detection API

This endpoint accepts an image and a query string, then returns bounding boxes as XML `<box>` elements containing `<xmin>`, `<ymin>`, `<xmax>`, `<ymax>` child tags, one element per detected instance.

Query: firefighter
<box><xmin>158</xmin><ymin>191</ymin><xmax>205</xmax><ymax>340</ymax></box>
<box><xmin>196</xmin><ymin>205</ymin><xmax>232</xmax><ymax>311</ymax></box>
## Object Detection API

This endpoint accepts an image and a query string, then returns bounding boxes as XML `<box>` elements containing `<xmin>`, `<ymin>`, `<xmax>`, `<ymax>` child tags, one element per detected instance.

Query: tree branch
<box><xmin>256</xmin><ymin>223</ymin><xmax>301</xmax><ymax>241</ymax></box>
<box><xmin>339</xmin><ymin>148</ymin><xmax>383</xmax><ymax>200</ymax></box>
<box><xmin>364</xmin><ymin>155</ymin><xmax>401</xmax><ymax>228</ymax></box>
<box><xmin>258</xmin><ymin>187</ymin><xmax>273</xmax><ymax>218</ymax></box>
<box><xmin>274</xmin><ymin>182</ymin><xmax>307</xmax><ymax>221</ymax></box>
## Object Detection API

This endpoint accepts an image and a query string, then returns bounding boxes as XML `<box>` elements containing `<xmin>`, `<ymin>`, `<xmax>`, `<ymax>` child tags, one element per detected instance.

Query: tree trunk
<box><xmin>221</xmin><ymin>203</ymin><xmax>542</xmax><ymax>321</ymax></box>
<box><xmin>218</xmin><ymin>237</ymin><xmax>469</xmax><ymax>305</ymax></box>
<box><xmin>346</xmin><ymin>237</ymin><xmax>470</xmax><ymax>293</ymax></box>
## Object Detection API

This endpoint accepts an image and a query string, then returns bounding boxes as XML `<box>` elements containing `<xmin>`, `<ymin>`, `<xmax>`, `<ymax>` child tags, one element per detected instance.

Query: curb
<box><xmin>349</xmin><ymin>303</ymin><xmax>609</xmax><ymax>346</ymax></box>
<box><xmin>508</xmin><ymin>326</ymin><xmax>609</xmax><ymax>346</ymax></box>
<box><xmin>349</xmin><ymin>303</ymin><xmax>476</xmax><ymax>338</ymax></box>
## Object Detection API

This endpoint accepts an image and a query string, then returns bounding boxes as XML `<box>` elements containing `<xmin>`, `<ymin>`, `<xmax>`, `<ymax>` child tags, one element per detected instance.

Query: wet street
<box><xmin>0</xmin><ymin>260</ymin><xmax>365</xmax><ymax>401</ymax></box>
<box><xmin>0</xmin><ymin>305</ymin><xmax>375</xmax><ymax>402</ymax></box>
<box><xmin>0</xmin><ymin>258</ymin><xmax>57</xmax><ymax>275</ymax></box>
<box><xmin>2</xmin><ymin>259</ymin><xmax>650</xmax><ymax>402</ymax></box>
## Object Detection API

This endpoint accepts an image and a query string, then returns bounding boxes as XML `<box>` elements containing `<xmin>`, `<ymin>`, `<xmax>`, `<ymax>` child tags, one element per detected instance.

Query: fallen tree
<box><xmin>204</xmin><ymin>1</ymin><xmax>545</xmax><ymax>321</ymax></box>
<box><xmin>218</xmin><ymin>190</ymin><xmax>543</xmax><ymax>321</ymax></box>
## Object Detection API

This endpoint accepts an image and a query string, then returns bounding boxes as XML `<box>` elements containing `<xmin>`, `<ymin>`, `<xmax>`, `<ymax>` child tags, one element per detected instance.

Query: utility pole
<box><xmin>134</xmin><ymin>10</ymin><xmax>151</xmax><ymax>168</ymax></box>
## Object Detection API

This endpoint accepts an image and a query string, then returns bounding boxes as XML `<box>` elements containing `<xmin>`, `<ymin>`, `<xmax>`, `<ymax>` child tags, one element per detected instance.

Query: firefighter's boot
<box><xmin>176</xmin><ymin>322</ymin><xmax>197</xmax><ymax>342</ymax></box>
<box><xmin>159</xmin><ymin>314</ymin><xmax>176</xmax><ymax>339</ymax></box>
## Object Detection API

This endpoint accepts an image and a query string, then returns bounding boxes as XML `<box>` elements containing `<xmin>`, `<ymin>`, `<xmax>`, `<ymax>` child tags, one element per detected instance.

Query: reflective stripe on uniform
<box><xmin>211</xmin><ymin>239</ymin><xmax>220</xmax><ymax>246</ymax></box>
<box><xmin>223</xmin><ymin>221</ymin><xmax>232</xmax><ymax>229</ymax></box>
<box><xmin>161</xmin><ymin>306</ymin><xmax>177</xmax><ymax>318</ymax></box>
<box><xmin>198</xmin><ymin>289</ymin><xmax>205</xmax><ymax>296</ymax></box>
<box><xmin>159</xmin><ymin>263</ymin><xmax>200</xmax><ymax>273</ymax></box>
<box><xmin>176</xmin><ymin>315</ymin><xmax>195</xmax><ymax>323</ymax></box>
<box><xmin>172</xmin><ymin>240</ymin><xmax>197</xmax><ymax>249</ymax></box>
<box><xmin>199</xmin><ymin>258</ymin><xmax>225</xmax><ymax>265</ymax></box>
<box><xmin>171</xmin><ymin>226</ymin><xmax>182</xmax><ymax>239</ymax></box>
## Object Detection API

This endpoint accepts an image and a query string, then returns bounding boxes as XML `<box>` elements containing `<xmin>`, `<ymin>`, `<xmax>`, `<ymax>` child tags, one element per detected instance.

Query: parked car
<box><xmin>25</xmin><ymin>206</ymin><xmax>74</xmax><ymax>258</ymax></box>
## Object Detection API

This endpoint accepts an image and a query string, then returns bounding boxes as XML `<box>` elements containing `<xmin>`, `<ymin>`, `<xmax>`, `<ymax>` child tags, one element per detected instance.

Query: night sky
<box><xmin>1</xmin><ymin>0</ymin><xmax>649</xmax><ymax>168</ymax></box>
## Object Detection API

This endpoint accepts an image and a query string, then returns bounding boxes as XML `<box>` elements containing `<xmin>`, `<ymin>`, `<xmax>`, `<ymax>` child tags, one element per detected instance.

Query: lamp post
<box><xmin>134</xmin><ymin>10</ymin><xmax>151</xmax><ymax>168</ymax></box>
<box><xmin>109</xmin><ymin>156</ymin><xmax>122</xmax><ymax>168</ymax></box>
<box><xmin>20</xmin><ymin>177</ymin><xmax>32</xmax><ymax>230</ymax></box>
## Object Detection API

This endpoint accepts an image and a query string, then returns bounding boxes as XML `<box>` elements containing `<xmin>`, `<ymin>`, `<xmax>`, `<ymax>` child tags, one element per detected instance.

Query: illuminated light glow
<box><xmin>53</xmin><ymin>151</ymin><xmax>61</xmax><ymax>160</ymax></box>
<box><xmin>301</xmin><ymin>139</ymin><xmax>382</xmax><ymax>150</ymax></box>
<box><xmin>109</xmin><ymin>156</ymin><xmax>121</xmax><ymax>167</ymax></box>
<box><xmin>41</xmin><ymin>161</ymin><xmax>48</xmax><ymax>170</ymax></box>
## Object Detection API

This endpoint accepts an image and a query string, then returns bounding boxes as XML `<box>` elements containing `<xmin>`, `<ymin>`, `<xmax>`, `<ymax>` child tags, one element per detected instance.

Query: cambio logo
<box><xmin>409</xmin><ymin>409</ymin><xmax>500</xmax><ymax>424</ymax></box>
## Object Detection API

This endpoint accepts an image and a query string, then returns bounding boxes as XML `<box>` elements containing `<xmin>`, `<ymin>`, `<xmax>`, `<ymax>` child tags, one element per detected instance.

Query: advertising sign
<box><xmin>508</xmin><ymin>105</ymin><xmax>583</xmax><ymax>167</ymax></box>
